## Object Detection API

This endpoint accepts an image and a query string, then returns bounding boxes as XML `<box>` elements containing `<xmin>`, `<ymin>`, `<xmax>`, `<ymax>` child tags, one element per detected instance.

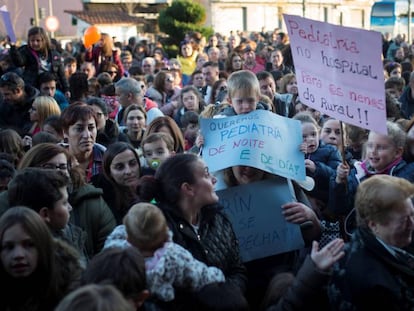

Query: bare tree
<box><xmin>119</xmin><ymin>0</ymin><xmax>139</xmax><ymax>15</ymax></box>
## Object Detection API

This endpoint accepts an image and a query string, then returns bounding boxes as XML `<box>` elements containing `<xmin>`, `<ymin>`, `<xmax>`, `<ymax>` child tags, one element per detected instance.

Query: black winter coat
<box><xmin>160</xmin><ymin>202</ymin><xmax>247</xmax><ymax>292</ymax></box>
<box><xmin>9</xmin><ymin>44</ymin><xmax>69</xmax><ymax>92</ymax></box>
<box><xmin>329</xmin><ymin>227</ymin><xmax>414</xmax><ymax>310</ymax></box>
<box><xmin>0</xmin><ymin>84</ymin><xmax>39</xmax><ymax>135</ymax></box>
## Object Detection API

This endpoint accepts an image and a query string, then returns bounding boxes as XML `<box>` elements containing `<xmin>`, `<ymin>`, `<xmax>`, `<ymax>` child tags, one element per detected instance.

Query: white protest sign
<box><xmin>218</xmin><ymin>178</ymin><xmax>305</xmax><ymax>262</ymax></box>
<box><xmin>200</xmin><ymin>110</ymin><xmax>306</xmax><ymax>181</ymax></box>
<box><xmin>284</xmin><ymin>14</ymin><xmax>387</xmax><ymax>134</ymax></box>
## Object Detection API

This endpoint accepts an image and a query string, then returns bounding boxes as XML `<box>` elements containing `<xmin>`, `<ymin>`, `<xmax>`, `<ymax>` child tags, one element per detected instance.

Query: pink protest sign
<box><xmin>284</xmin><ymin>14</ymin><xmax>387</xmax><ymax>134</ymax></box>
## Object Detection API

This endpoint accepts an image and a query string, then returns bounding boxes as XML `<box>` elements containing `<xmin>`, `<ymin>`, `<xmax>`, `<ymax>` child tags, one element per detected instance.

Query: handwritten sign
<box><xmin>200</xmin><ymin>110</ymin><xmax>305</xmax><ymax>180</ymax></box>
<box><xmin>217</xmin><ymin>178</ymin><xmax>304</xmax><ymax>262</ymax></box>
<box><xmin>284</xmin><ymin>14</ymin><xmax>387</xmax><ymax>134</ymax></box>
<box><xmin>0</xmin><ymin>6</ymin><xmax>15</xmax><ymax>44</ymax></box>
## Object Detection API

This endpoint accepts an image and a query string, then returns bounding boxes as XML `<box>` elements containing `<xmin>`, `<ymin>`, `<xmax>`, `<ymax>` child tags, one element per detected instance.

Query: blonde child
<box><xmin>330</xmin><ymin>121</ymin><xmax>414</xmax><ymax>234</ymax></box>
<box><xmin>194</xmin><ymin>70</ymin><xmax>262</xmax><ymax>152</ymax></box>
<box><xmin>104</xmin><ymin>203</ymin><xmax>225</xmax><ymax>302</ymax></box>
<box><xmin>217</xmin><ymin>69</ymin><xmax>261</xmax><ymax>116</ymax></box>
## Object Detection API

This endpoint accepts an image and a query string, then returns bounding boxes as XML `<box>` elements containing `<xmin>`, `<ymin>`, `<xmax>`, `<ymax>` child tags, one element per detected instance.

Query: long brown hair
<box><xmin>28</xmin><ymin>26</ymin><xmax>50</xmax><ymax>58</ymax></box>
<box><xmin>100</xmin><ymin>33</ymin><xmax>113</xmax><ymax>57</ymax></box>
<box><xmin>143</xmin><ymin>116</ymin><xmax>185</xmax><ymax>153</ymax></box>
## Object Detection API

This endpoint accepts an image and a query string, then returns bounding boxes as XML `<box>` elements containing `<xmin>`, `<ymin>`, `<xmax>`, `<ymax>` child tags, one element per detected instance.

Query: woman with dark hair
<box><xmin>209</xmin><ymin>78</ymin><xmax>228</xmax><ymax>106</ymax></box>
<box><xmin>0</xmin><ymin>143</ymin><xmax>117</xmax><ymax>257</ymax></box>
<box><xmin>92</xmin><ymin>142</ymin><xmax>141</xmax><ymax>224</ymax></box>
<box><xmin>137</xmin><ymin>153</ymin><xmax>247</xmax><ymax>308</ymax></box>
<box><xmin>8</xmin><ymin>26</ymin><xmax>69</xmax><ymax>97</ymax></box>
<box><xmin>225</xmin><ymin>51</ymin><xmax>243</xmax><ymax>74</ymax></box>
<box><xmin>145</xmin><ymin>70</ymin><xmax>179</xmax><ymax>116</ymax></box>
<box><xmin>0</xmin><ymin>206</ymin><xmax>82</xmax><ymax>311</ymax></box>
<box><xmin>0</xmin><ymin>129</ymin><xmax>25</xmax><ymax>167</ymax></box>
<box><xmin>61</xmin><ymin>102</ymin><xmax>105</xmax><ymax>182</ymax></box>
<box><xmin>118</xmin><ymin>104</ymin><xmax>147</xmax><ymax>150</ymax></box>
<box><xmin>69</xmin><ymin>72</ymin><xmax>89</xmax><ymax>103</ymax></box>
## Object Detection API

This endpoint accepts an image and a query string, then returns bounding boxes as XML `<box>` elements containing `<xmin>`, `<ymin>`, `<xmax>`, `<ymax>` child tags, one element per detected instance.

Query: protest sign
<box><xmin>0</xmin><ymin>6</ymin><xmax>16</xmax><ymax>44</ymax></box>
<box><xmin>217</xmin><ymin>178</ymin><xmax>304</xmax><ymax>262</ymax></box>
<box><xmin>284</xmin><ymin>14</ymin><xmax>387</xmax><ymax>134</ymax></box>
<box><xmin>200</xmin><ymin>110</ymin><xmax>305</xmax><ymax>181</ymax></box>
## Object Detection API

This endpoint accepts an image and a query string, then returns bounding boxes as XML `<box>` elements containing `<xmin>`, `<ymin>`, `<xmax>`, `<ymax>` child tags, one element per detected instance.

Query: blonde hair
<box><xmin>124</xmin><ymin>203</ymin><xmax>168</xmax><ymax>252</ymax></box>
<box><xmin>100</xmin><ymin>33</ymin><xmax>114</xmax><ymax>57</ymax></box>
<box><xmin>33</xmin><ymin>96</ymin><xmax>61</xmax><ymax>127</ymax></box>
<box><xmin>280</xmin><ymin>73</ymin><xmax>296</xmax><ymax>94</ymax></box>
<box><xmin>227</xmin><ymin>70</ymin><xmax>260</xmax><ymax>101</ymax></box>
<box><xmin>356</xmin><ymin>175</ymin><xmax>414</xmax><ymax>227</ymax></box>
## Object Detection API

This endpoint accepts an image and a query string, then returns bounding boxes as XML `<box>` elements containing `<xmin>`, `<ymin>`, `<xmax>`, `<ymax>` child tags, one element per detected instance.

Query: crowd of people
<box><xmin>0</xmin><ymin>24</ymin><xmax>413</xmax><ymax>310</ymax></box>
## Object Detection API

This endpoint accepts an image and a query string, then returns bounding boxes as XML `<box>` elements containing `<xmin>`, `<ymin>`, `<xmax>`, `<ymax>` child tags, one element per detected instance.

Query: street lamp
<box><xmin>33</xmin><ymin>0</ymin><xmax>40</xmax><ymax>26</ymax></box>
<box><xmin>302</xmin><ymin>0</ymin><xmax>306</xmax><ymax>17</ymax></box>
<box><xmin>409</xmin><ymin>0</ymin><xmax>412</xmax><ymax>44</ymax></box>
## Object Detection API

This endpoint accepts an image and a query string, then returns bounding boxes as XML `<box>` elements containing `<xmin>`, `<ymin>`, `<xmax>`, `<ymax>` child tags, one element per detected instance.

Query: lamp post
<box><xmin>48</xmin><ymin>0</ymin><xmax>54</xmax><ymax>38</ymax></box>
<box><xmin>302</xmin><ymin>0</ymin><xmax>306</xmax><ymax>17</ymax></box>
<box><xmin>33</xmin><ymin>0</ymin><xmax>40</xmax><ymax>26</ymax></box>
<box><xmin>409</xmin><ymin>0</ymin><xmax>412</xmax><ymax>44</ymax></box>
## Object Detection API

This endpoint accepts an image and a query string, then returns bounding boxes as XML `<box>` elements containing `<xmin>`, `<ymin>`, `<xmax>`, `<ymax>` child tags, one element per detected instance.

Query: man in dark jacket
<box><xmin>256</xmin><ymin>71</ymin><xmax>296</xmax><ymax>117</ymax></box>
<box><xmin>0</xmin><ymin>71</ymin><xmax>39</xmax><ymax>135</ymax></box>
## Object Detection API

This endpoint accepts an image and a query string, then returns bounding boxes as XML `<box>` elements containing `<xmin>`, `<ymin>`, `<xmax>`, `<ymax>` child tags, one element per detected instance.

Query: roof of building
<box><xmin>64</xmin><ymin>10</ymin><xmax>145</xmax><ymax>26</ymax></box>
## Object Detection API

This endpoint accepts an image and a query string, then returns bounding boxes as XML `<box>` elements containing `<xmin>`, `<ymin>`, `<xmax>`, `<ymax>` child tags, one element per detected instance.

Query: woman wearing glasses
<box><xmin>145</xmin><ymin>70</ymin><xmax>180</xmax><ymax>117</ymax></box>
<box><xmin>0</xmin><ymin>142</ymin><xmax>116</xmax><ymax>258</ymax></box>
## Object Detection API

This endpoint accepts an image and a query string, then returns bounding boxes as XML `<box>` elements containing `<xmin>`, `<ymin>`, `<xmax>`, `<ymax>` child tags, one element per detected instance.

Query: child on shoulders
<box><xmin>104</xmin><ymin>203</ymin><xmax>225</xmax><ymax>302</ymax></box>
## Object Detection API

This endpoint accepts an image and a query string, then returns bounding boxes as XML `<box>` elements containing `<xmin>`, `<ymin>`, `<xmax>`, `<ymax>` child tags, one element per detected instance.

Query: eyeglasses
<box><xmin>106</xmin><ymin>71</ymin><xmax>117</xmax><ymax>75</ymax></box>
<box><xmin>41</xmin><ymin>163</ymin><xmax>69</xmax><ymax>170</ymax></box>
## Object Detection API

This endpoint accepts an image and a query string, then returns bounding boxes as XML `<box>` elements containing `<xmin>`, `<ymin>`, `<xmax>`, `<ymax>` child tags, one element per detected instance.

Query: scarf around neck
<box><xmin>360</xmin><ymin>156</ymin><xmax>402</xmax><ymax>177</ymax></box>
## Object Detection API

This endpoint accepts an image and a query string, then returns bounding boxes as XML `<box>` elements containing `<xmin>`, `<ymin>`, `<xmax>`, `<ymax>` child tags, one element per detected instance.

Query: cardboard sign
<box><xmin>284</xmin><ymin>14</ymin><xmax>387</xmax><ymax>134</ymax></box>
<box><xmin>217</xmin><ymin>178</ymin><xmax>304</xmax><ymax>262</ymax></box>
<box><xmin>201</xmin><ymin>110</ymin><xmax>306</xmax><ymax>181</ymax></box>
